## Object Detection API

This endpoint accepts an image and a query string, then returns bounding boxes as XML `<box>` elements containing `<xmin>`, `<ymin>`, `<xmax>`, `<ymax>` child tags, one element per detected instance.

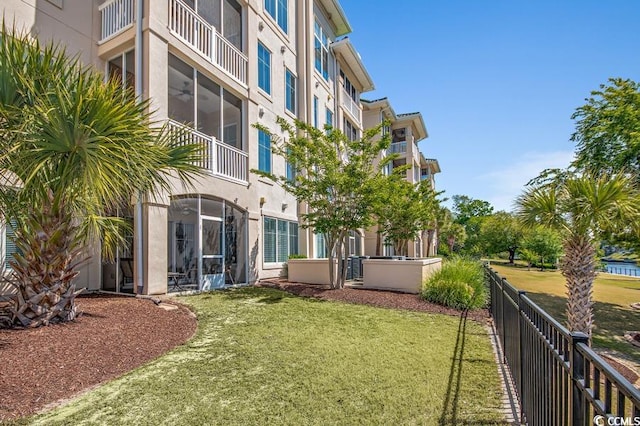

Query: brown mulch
<box><xmin>601</xmin><ymin>355</ymin><xmax>640</xmax><ymax>385</ymax></box>
<box><xmin>257</xmin><ymin>278</ymin><xmax>491</xmax><ymax>323</ymax></box>
<box><xmin>0</xmin><ymin>294</ymin><xmax>197</xmax><ymax>422</ymax></box>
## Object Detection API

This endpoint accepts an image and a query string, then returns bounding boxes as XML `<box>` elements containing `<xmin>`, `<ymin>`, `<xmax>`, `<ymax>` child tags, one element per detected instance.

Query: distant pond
<box><xmin>602</xmin><ymin>261</ymin><xmax>640</xmax><ymax>277</ymax></box>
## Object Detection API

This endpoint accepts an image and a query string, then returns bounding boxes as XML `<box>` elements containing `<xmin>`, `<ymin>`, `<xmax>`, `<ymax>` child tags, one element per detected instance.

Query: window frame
<box><xmin>265</xmin><ymin>0</ymin><xmax>288</xmax><ymax>34</ymax></box>
<box><xmin>257</xmin><ymin>41</ymin><xmax>272</xmax><ymax>95</ymax></box>
<box><xmin>314</xmin><ymin>19</ymin><xmax>329</xmax><ymax>80</ymax></box>
<box><xmin>263</xmin><ymin>217</ymin><xmax>298</xmax><ymax>264</ymax></box>
<box><xmin>285</xmin><ymin>68</ymin><xmax>296</xmax><ymax>114</ymax></box>
<box><xmin>258</xmin><ymin>129</ymin><xmax>272</xmax><ymax>173</ymax></box>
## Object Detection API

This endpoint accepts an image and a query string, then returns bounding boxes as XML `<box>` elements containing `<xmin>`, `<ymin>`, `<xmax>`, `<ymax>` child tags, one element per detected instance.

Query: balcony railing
<box><xmin>167</xmin><ymin>120</ymin><xmax>248</xmax><ymax>184</ymax></box>
<box><xmin>168</xmin><ymin>0</ymin><xmax>248</xmax><ymax>86</ymax></box>
<box><xmin>99</xmin><ymin>0</ymin><xmax>135</xmax><ymax>42</ymax></box>
<box><xmin>341</xmin><ymin>88</ymin><xmax>361</xmax><ymax>125</ymax></box>
<box><xmin>388</xmin><ymin>141</ymin><xmax>407</xmax><ymax>155</ymax></box>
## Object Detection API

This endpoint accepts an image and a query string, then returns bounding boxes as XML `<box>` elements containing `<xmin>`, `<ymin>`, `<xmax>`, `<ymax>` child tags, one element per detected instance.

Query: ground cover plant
<box><xmin>422</xmin><ymin>257</ymin><xmax>488</xmax><ymax>309</ymax></box>
<box><xmin>490</xmin><ymin>263</ymin><xmax>640</xmax><ymax>362</ymax></box>
<box><xmin>29</xmin><ymin>288</ymin><xmax>506</xmax><ymax>425</ymax></box>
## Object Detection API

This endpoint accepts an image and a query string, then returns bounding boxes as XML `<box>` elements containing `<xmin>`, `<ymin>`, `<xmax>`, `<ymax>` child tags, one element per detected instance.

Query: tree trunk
<box><xmin>447</xmin><ymin>236</ymin><xmax>455</xmax><ymax>253</ymax></box>
<box><xmin>6</xmin><ymin>193</ymin><xmax>86</xmax><ymax>328</ymax></box>
<box><xmin>375</xmin><ymin>229</ymin><xmax>381</xmax><ymax>256</ymax></box>
<box><xmin>326</xmin><ymin>233</ymin><xmax>337</xmax><ymax>289</ymax></box>
<box><xmin>561</xmin><ymin>234</ymin><xmax>597</xmax><ymax>339</ymax></box>
<box><xmin>508</xmin><ymin>248</ymin><xmax>516</xmax><ymax>264</ymax></box>
<box><xmin>426</xmin><ymin>229</ymin><xmax>435</xmax><ymax>257</ymax></box>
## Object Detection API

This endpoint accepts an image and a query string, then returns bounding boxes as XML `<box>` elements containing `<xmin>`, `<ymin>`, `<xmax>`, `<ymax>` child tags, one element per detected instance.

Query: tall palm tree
<box><xmin>516</xmin><ymin>173</ymin><xmax>640</xmax><ymax>338</ymax></box>
<box><xmin>0</xmin><ymin>28</ymin><xmax>203</xmax><ymax>327</ymax></box>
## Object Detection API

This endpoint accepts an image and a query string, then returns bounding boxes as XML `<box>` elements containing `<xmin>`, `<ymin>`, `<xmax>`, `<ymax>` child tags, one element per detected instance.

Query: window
<box><xmin>315</xmin><ymin>233</ymin><xmax>328</xmax><ymax>258</ymax></box>
<box><xmin>108</xmin><ymin>50</ymin><xmax>135</xmax><ymax>89</ymax></box>
<box><xmin>265</xmin><ymin>0</ymin><xmax>288</xmax><ymax>33</ymax></box>
<box><xmin>4</xmin><ymin>220</ymin><xmax>18</xmax><ymax>269</ymax></box>
<box><xmin>285</xmin><ymin>69</ymin><xmax>296</xmax><ymax>113</ymax></box>
<box><xmin>258</xmin><ymin>129</ymin><xmax>271</xmax><ymax>172</ymax></box>
<box><xmin>326</xmin><ymin>108</ymin><xmax>333</xmax><ymax>129</ymax></box>
<box><xmin>263</xmin><ymin>217</ymin><xmax>277</xmax><ymax>263</ymax></box>
<box><xmin>314</xmin><ymin>19</ymin><xmax>329</xmax><ymax>79</ymax></box>
<box><xmin>258</xmin><ymin>42</ymin><xmax>271</xmax><ymax>94</ymax></box>
<box><xmin>313</xmin><ymin>96</ymin><xmax>319</xmax><ymax>128</ymax></box>
<box><xmin>343</xmin><ymin>117</ymin><xmax>358</xmax><ymax>141</ymax></box>
<box><xmin>168</xmin><ymin>54</ymin><xmax>244</xmax><ymax>149</ymax></box>
<box><xmin>264</xmin><ymin>217</ymin><xmax>298</xmax><ymax>263</ymax></box>
<box><xmin>340</xmin><ymin>71</ymin><xmax>358</xmax><ymax>102</ymax></box>
<box><xmin>286</xmin><ymin>148</ymin><xmax>295</xmax><ymax>182</ymax></box>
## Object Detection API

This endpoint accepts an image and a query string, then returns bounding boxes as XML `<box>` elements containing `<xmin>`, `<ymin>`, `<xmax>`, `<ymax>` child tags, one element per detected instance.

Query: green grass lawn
<box><xmin>28</xmin><ymin>288</ymin><xmax>506</xmax><ymax>425</ymax></box>
<box><xmin>490</xmin><ymin>263</ymin><xmax>640</xmax><ymax>361</ymax></box>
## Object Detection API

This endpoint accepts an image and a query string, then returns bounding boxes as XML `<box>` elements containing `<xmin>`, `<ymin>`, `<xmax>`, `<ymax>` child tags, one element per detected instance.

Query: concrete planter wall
<box><xmin>288</xmin><ymin>259</ymin><xmax>336</xmax><ymax>285</ymax></box>
<box><xmin>287</xmin><ymin>257</ymin><xmax>442</xmax><ymax>294</ymax></box>
<box><xmin>362</xmin><ymin>258</ymin><xmax>442</xmax><ymax>294</ymax></box>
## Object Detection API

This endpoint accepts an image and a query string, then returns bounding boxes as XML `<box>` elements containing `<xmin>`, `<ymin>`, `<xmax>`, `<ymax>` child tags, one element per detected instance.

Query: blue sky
<box><xmin>339</xmin><ymin>0</ymin><xmax>640</xmax><ymax>211</ymax></box>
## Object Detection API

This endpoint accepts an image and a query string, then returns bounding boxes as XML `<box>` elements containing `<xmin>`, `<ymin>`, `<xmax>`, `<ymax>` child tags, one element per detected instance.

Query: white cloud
<box><xmin>479</xmin><ymin>150</ymin><xmax>575</xmax><ymax>212</ymax></box>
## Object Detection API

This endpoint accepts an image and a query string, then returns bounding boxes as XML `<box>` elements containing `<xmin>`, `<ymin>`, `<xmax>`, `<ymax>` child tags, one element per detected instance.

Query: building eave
<box><xmin>318</xmin><ymin>0</ymin><xmax>352</xmax><ymax>37</ymax></box>
<box><xmin>331</xmin><ymin>38</ymin><xmax>375</xmax><ymax>92</ymax></box>
<box><xmin>396</xmin><ymin>112</ymin><xmax>428</xmax><ymax>141</ymax></box>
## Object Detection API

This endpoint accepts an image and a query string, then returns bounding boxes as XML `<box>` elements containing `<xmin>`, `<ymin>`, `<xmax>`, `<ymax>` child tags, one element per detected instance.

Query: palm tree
<box><xmin>516</xmin><ymin>173</ymin><xmax>640</xmax><ymax>338</ymax></box>
<box><xmin>0</xmin><ymin>28</ymin><xmax>203</xmax><ymax>327</ymax></box>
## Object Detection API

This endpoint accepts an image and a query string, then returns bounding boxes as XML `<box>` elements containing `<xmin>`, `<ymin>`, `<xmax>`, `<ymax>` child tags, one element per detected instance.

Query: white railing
<box><xmin>341</xmin><ymin>88</ymin><xmax>361</xmax><ymax>125</ymax></box>
<box><xmin>168</xmin><ymin>0</ymin><xmax>248</xmax><ymax>86</ymax></box>
<box><xmin>168</xmin><ymin>0</ymin><xmax>213</xmax><ymax>58</ymax></box>
<box><xmin>388</xmin><ymin>141</ymin><xmax>407</xmax><ymax>155</ymax></box>
<box><xmin>99</xmin><ymin>0</ymin><xmax>135</xmax><ymax>42</ymax></box>
<box><xmin>167</xmin><ymin>120</ymin><xmax>248</xmax><ymax>183</ymax></box>
<box><xmin>216</xmin><ymin>30</ymin><xmax>247</xmax><ymax>85</ymax></box>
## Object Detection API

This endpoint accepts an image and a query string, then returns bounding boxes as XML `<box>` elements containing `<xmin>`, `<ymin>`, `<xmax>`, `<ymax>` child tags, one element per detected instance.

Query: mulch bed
<box><xmin>256</xmin><ymin>278</ymin><xmax>491</xmax><ymax>323</ymax></box>
<box><xmin>0</xmin><ymin>294</ymin><xmax>197</xmax><ymax>422</ymax></box>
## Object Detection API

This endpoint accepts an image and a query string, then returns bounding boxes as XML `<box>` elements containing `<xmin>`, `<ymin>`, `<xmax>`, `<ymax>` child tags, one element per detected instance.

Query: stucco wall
<box><xmin>362</xmin><ymin>258</ymin><xmax>442</xmax><ymax>294</ymax></box>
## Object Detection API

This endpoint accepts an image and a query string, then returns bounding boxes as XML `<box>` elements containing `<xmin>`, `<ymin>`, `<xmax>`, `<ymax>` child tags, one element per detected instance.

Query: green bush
<box><xmin>288</xmin><ymin>254</ymin><xmax>308</xmax><ymax>259</ymax></box>
<box><xmin>421</xmin><ymin>256</ymin><xmax>487</xmax><ymax>310</ymax></box>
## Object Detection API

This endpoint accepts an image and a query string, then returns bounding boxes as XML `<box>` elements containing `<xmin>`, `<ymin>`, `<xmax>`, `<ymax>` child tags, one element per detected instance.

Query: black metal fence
<box><xmin>486</xmin><ymin>266</ymin><xmax>640</xmax><ymax>425</ymax></box>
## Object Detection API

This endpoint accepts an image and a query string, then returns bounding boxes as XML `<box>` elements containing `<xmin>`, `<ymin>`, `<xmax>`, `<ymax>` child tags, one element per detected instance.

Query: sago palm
<box><xmin>0</xmin><ymin>28</ymin><xmax>203</xmax><ymax>327</ymax></box>
<box><xmin>516</xmin><ymin>173</ymin><xmax>640</xmax><ymax>338</ymax></box>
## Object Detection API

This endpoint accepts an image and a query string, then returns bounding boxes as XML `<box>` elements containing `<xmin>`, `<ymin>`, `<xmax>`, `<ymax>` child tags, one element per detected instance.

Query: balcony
<box><xmin>99</xmin><ymin>0</ymin><xmax>135</xmax><ymax>42</ymax></box>
<box><xmin>167</xmin><ymin>120</ymin><xmax>248</xmax><ymax>184</ymax></box>
<box><xmin>387</xmin><ymin>141</ymin><xmax>407</xmax><ymax>155</ymax></box>
<box><xmin>168</xmin><ymin>0</ymin><xmax>247</xmax><ymax>86</ymax></box>
<box><xmin>341</xmin><ymin>88</ymin><xmax>361</xmax><ymax>126</ymax></box>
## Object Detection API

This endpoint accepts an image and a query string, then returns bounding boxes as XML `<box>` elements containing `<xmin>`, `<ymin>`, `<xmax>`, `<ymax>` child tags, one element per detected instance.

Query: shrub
<box><xmin>421</xmin><ymin>256</ymin><xmax>487</xmax><ymax>309</ymax></box>
<box><xmin>288</xmin><ymin>254</ymin><xmax>308</xmax><ymax>259</ymax></box>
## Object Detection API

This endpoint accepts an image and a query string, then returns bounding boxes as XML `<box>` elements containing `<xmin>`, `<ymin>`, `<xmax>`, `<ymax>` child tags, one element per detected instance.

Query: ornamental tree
<box><xmin>253</xmin><ymin>118</ymin><xmax>390</xmax><ymax>289</ymax></box>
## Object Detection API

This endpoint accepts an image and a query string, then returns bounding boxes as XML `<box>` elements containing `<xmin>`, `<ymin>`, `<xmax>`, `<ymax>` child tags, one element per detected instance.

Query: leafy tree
<box><xmin>0</xmin><ymin>29</ymin><xmax>202</xmax><ymax>327</ymax></box>
<box><xmin>451</xmin><ymin>195</ymin><xmax>493</xmax><ymax>255</ymax></box>
<box><xmin>516</xmin><ymin>173</ymin><xmax>640</xmax><ymax>338</ymax></box>
<box><xmin>521</xmin><ymin>226</ymin><xmax>563</xmax><ymax>270</ymax></box>
<box><xmin>374</xmin><ymin>176</ymin><xmax>440</xmax><ymax>256</ymax></box>
<box><xmin>571</xmin><ymin>78</ymin><xmax>640</xmax><ymax>178</ymax></box>
<box><xmin>451</xmin><ymin>195</ymin><xmax>494</xmax><ymax>226</ymax></box>
<box><xmin>253</xmin><ymin>118</ymin><xmax>390</xmax><ymax>289</ymax></box>
<box><xmin>440</xmin><ymin>222</ymin><xmax>466</xmax><ymax>254</ymax></box>
<box><xmin>479</xmin><ymin>212</ymin><xmax>524</xmax><ymax>263</ymax></box>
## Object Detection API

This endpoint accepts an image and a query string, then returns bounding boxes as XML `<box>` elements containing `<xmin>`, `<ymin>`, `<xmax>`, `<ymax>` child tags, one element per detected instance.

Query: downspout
<box><xmin>135</xmin><ymin>0</ymin><xmax>144</xmax><ymax>294</ymax></box>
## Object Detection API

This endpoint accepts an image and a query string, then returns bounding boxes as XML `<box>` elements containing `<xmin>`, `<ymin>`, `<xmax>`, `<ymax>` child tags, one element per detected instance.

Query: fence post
<box><xmin>500</xmin><ymin>277</ymin><xmax>508</xmax><ymax>364</ymax></box>
<box><xmin>517</xmin><ymin>290</ymin><xmax>526</xmax><ymax>424</ymax></box>
<box><xmin>570</xmin><ymin>332</ymin><xmax>589</xmax><ymax>425</ymax></box>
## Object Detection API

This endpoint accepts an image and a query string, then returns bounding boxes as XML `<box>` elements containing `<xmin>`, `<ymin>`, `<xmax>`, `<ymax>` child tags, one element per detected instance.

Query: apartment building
<box><xmin>361</xmin><ymin>97</ymin><xmax>442</xmax><ymax>258</ymax></box>
<box><xmin>2</xmin><ymin>0</ymin><xmax>436</xmax><ymax>294</ymax></box>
